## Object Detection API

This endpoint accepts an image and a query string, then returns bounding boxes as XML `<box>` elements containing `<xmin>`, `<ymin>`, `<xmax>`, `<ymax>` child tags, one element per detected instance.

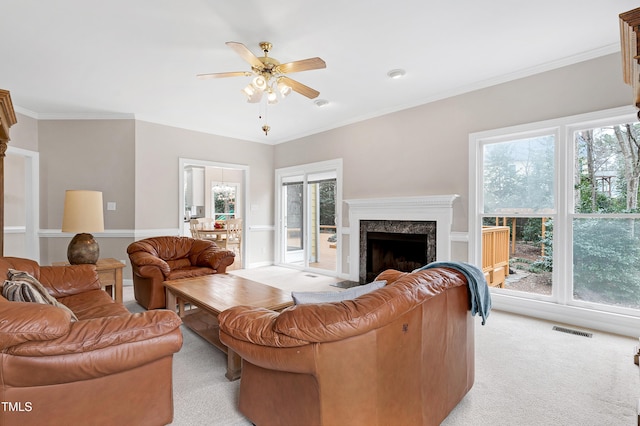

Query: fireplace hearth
<box><xmin>360</xmin><ymin>220</ymin><xmax>436</xmax><ymax>283</ymax></box>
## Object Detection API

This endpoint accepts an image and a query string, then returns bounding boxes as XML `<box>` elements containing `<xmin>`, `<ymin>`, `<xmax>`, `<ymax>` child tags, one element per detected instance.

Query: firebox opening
<box><xmin>359</xmin><ymin>220</ymin><xmax>436</xmax><ymax>284</ymax></box>
<box><xmin>366</xmin><ymin>232</ymin><xmax>428</xmax><ymax>282</ymax></box>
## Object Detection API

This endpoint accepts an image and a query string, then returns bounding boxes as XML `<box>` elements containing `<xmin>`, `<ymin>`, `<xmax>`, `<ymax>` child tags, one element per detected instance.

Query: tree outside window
<box><xmin>211</xmin><ymin>183</ymin><xmax>236</xmax><ymax>220</ymax></box>
<box><xmin>573</xmin><ymin>122</ymin><xmax>640</xmax><ymax>308</ymax></box>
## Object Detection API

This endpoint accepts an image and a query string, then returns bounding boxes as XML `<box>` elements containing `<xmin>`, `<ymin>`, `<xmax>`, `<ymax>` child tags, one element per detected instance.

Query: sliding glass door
<box><xmin>282</xmin><ymin>177</ymin><xmax>304</xmax><ymax>264</ymax></box>
<box><xmin>276</xmin><ymin>160</ymin><xmax>342</xmax><ymax>275</ymax></box>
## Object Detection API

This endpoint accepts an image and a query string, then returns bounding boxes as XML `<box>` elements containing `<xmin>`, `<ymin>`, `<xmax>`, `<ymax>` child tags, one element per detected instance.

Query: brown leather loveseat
<box><xmin>127</xmin><ymin>236</ymin><xmax>235</xmax><ymax>309</ymax></box>
<box><xmin>219</xmin><ymin>267</ymin><xmax>477</xmax><ymax>426</ymax></box>
<box><xmin>0</xmin><ymin>257</ymin><xmax>183</xmax><ymax>426</ymax></box>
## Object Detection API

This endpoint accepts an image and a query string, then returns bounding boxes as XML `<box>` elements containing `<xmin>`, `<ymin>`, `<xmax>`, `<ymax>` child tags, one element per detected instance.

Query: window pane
<box><xmin>574</xmin><ymin>123</ymin><xmax>640</xmax><ymax>213</ymax></box>
<box><xmin>573</xmin><ymin>218</ymin><xmax>640</xmax><ymax>309</ymax></box>
<box><xmin>483</xmin><ymin>217</ymin><xmax>552</xmax><ymax>296</ymax></box>
<box><xmin>212</xmin><ymin>184</ymin><xmax>236</xmax><ymax>220</ymax></box>
<box><xmin>285</xmin><ymin>183</ymin><xmax>303</xmax><ymax>252</ymax></box>
<box><xmin>483</xmin><ymin>135</ymin><xmax>555</xmax><ymax>214</ymax></box>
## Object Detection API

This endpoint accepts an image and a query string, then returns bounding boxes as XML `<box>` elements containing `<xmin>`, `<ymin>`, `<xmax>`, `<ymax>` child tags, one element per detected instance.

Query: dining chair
<box><xmin>190</xmin><ymin>218</ymin><xmax>218</xmax><ymax>241</ymax></box>
<box><xmin>220</xmin><ymin>218</ymin><xmax>242</xmax><ymax>264</ymax></box>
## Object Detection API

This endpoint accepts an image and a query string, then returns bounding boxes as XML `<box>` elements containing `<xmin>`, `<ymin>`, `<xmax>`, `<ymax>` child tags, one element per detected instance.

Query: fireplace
<box><xmin>345</xmin><ymin>195</ymin><xmax>459</xmax><ymax>283</ymax></box>
<box><xmin>361</xmin><ymin>220</ymin><xmax>436</xmax><ymax>283</ymax></box>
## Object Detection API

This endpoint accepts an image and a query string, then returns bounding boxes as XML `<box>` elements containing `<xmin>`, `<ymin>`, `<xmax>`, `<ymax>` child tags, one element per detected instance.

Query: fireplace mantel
<box><xmin>345</xmin><ymin>195</ymin><xmax>459</xmax><ymax>281</ymax></box>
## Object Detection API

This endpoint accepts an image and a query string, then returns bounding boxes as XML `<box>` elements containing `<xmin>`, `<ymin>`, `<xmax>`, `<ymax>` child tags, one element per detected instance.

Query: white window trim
<box><xmin>469</xmin><ymin>105</ymin><xmax>640</xmax><ymax>337</ymax></box>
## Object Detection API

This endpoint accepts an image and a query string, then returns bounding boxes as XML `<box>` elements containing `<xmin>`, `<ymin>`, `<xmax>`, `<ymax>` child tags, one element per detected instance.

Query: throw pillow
<box><xmin>3</xmin><ymin>269</ymin><xmax>78</xmax><ymax>321</ymax></box>
<box><xmin>291</xmin><ymin>280</ymin><xmax>386</xmax><ymax>305</ymax></box>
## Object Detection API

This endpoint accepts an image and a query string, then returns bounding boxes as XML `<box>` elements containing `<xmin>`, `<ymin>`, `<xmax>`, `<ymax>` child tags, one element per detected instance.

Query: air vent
<box><xmin>552</xmin><ymin>326</ymin><xmax>593</xmax><ymax>338</ymax></box>
<box><xmin>304</xmin><ymin>274</ymin><xmax>317</xmax><ymax>278</ymax></box>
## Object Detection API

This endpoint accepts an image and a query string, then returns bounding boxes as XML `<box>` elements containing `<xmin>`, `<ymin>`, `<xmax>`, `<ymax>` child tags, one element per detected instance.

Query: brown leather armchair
<box><xmin>0</xmin><ymin>257</ymin><xmax>183</xmax><ymax>426</ymax></box>
<box><xmin>127</xmin><ymin>236</ymin><xmax>235</xmax><ymax>309</ymax></box>
<box><xmin>219</xmin><ymin>267</ymin><xmax>475</xmax><ymax>426</ymax></box>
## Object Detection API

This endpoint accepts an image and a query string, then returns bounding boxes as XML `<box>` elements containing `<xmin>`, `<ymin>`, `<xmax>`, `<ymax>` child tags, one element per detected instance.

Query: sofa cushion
<box><xmin>0</xmin><ymin>297</ymin><xmax>72</xmax><ymax>349</ymax></box>
<box><xmin>291</xmin><ymin>280</ymin><xmax>386</xmax><ymax>305</ymax></box>
<box><xmin>167</xmin><ymin>266</ymin><xmax>216</xmax><ymax>281</ymax></box>
<box><xmin>57</xmin><ymin>289</ymin><xmax>129</xmax><ymax>320</ymax></box>
<box><xmin>3</xmin><ymin>269</ymin><xmax>78</xmax><ymax>321</ymax></box>
<box><xmin>166</xmin><ymin>258</ymin><xmax>192</xmax><ymax>271</ymax></box>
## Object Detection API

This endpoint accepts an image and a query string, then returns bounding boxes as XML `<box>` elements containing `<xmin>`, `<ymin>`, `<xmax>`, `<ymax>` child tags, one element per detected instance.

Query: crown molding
<box><xmin>13</xmin><ymin>106</ymin><xmax>135</xmax><ymax>121</ymax></box>
<box><xmin>37</xmin><ymin>112</ymin><xmax>135</xmax><ymax>120</ymax></box>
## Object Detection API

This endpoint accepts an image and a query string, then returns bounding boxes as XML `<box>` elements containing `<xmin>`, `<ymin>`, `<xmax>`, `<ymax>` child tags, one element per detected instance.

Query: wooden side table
<box><xmin>53</xmin><ymin>258</ymin><xmax>125</xmax><ymax>303</ymax></box>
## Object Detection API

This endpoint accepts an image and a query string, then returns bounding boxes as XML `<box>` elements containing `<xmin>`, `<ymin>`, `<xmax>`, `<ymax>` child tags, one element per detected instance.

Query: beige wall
<box><xmin>37</xmin><ymin>119</ymin><xmax>136</xmax><ymax>266</ymax></box>
<box><xmin>9</xmin><ymin>113</ymin><xmax>38</xmax><ymax>151</ymax></box>
<box><xmin>2</xmin><ymin>52</ymin><xmax>634</xmax><ymax>275</ymax></box>
<box><xmin>274</xmin><ymin>53</ymin><xmax>631</xmax><ymax>267</ymax></box>
<box><xmin>134</xmin><ymin>121</ymin><xmax>275</xmax><ymax>266</ymax></box>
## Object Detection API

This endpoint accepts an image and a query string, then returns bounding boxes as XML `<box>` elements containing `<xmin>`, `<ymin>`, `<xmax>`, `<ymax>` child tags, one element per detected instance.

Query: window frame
<box><xmin>210</xmin><ymin>181</ymin><xmax>239</xmax><ymax>220</ymax></box>
<box><xmin>469</xmin><ymin>105</ymin><xmax>640</xmax><ymax>336</ymax></box>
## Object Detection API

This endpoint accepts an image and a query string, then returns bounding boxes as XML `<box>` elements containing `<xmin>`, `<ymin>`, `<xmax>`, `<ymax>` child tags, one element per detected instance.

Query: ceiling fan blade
<box><xmin>280</xmin><ymin>76</ymin><xmax>320</xmax><ymax>99</ymax></box>
<box><xmin>276</xmin><ymin>57</ymin><xmax>326</xmax><ymax>74</ymax></box>
<box><xmin>197</xmin><ymin>71</ymin><xmax>252</xmax><ymax>79</ymax></box>
<box><xmin>226</xmin><ymin>41</ymin><xmax>264</xmax><ymax>70</ymax></box>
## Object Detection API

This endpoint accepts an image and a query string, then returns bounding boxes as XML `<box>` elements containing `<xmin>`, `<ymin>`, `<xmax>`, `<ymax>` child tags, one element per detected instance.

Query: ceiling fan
<box><xmin>197</xmin><ymin>41</ymin><xmax>326</xmax><ymax>103</ymax></box>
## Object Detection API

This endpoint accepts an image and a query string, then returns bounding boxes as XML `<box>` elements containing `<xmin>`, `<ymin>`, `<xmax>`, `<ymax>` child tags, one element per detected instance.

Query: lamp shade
<box><xmin>62</xmin><ymin>190</ymin><xmax>104</xmax><ymax>233</ymax></box>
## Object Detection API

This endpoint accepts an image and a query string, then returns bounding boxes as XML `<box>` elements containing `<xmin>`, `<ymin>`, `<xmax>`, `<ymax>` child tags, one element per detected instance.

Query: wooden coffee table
<box><xmin>164</xmin><ymin>273</ymin><xmax>293</xmax><ymax>380</ymax></box>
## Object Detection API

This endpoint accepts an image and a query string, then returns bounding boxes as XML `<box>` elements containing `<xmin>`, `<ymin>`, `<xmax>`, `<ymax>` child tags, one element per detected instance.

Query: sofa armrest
<box><xmin>38</xmin><ymin>265</ymin><xmax>101</xmax><ymax>297</ymax></box>
<box><xmin>195</xmin><ymin>245</ymin><xmax>236</xmax><ymax>272</ymax></box>
<box><xmin>0</xmin><ymin>300</ymin><xmax>72</xmax><ymax>350</ymax></box>
<box><xmin>129</xmin><ymin>251</ymin><xmax>171</xmax><ymax>277</ymax></box>
<box><xmin>375</xmin><ymin>269</ymin><xmax>408</xmax><ymax>285</ymax></box>
<box><xmin>6</xmin><ymin>310</ymin><xmax>182</xmax><ymax>357</ymax></box>
<box><xmin>218</xmin><ymin>306</ymin><xmax>309</xmax><ymax>347</ymax></box>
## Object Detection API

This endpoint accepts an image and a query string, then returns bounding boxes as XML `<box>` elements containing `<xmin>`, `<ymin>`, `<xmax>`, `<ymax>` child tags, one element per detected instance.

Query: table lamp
<box><xmin>61</xmin><ymin>190</ymin><xmax>104</xmax><ymax>264</ymax></box>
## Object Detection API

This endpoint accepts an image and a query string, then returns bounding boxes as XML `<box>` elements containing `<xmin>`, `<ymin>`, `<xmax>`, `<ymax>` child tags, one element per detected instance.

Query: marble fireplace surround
<box><xmin>345</xmin><ymin>195</ymin><xmax>459</xmax><ymax>282</ymax></box>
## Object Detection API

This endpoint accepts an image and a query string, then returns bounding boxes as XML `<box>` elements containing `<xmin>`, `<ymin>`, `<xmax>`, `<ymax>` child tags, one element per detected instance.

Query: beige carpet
<box><xmin>124</xmin><ymin>266</ymin><xmax>640</xmax><ymax>425</ymax></box>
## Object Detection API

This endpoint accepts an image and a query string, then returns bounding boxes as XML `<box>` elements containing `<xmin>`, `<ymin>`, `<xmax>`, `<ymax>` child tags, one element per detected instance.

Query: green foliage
<box><xmin>531</xmin><ymin>219</ymin><xmax>553</xmax><ymax>272</ymax></box>
<box><xmin>575</xmin><ymin>122</ymin><xmax>640</xmax><ymax>213</ymax></box>
<box><xmin>576</xmin><ymin>175</ymin><xmax>626</xmax><ymax>213</ymax></box>
<box><xmin>483</xmin><ymin>136</ymin><xmax>555</xmax><ymax>213</ymax></box>
<box><xmin>521</xmin><ymin>218</ymin><xmax>541</xmax><ymax>242</ymax></box>
<box><xmin>319</xmin><ymin>181</ymin><xmax>336</xmax><ymax>226</ymax></box>
<box><xmin>573</xmin><ymin>219</ymin><xmax>640</xmax><ymax>303</ymax></box>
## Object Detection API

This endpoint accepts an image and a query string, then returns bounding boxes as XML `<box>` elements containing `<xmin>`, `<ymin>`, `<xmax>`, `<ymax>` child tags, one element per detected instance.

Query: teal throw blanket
<box><xmin>417</xmin><ymin>261</ymin><xmax>492</xmax><ymax>325</ymax></box>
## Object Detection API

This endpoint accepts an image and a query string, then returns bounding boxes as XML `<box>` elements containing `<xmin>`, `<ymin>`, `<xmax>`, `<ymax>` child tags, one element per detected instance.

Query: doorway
<box><xmin>179</xmin><ymin>158</ymin><xmax>248</xmax><ymax>268</ymax></box>
<box><xmin>4</xmin><ymin>146</ymin><xmax>39</xmax><ymax>261</ymax></box>
<box><xmin>276</xmin><ymin>159</ymin><xmax>342</xmax><ymax>275</ymax></box>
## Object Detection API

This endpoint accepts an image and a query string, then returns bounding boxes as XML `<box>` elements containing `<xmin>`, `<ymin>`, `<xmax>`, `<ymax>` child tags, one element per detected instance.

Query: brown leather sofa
<box><xmin>127</xmin><ymin>236</ymin><xmax>235</xmax><ymax>309</ymax></box>
<box><xmin>0</xmin><ymin>257</ymin><xmax>183</xmax><ymax>426</ymax></box>
<box><xmin>219</xmin><ymin>267</ymin><xmax>475</xmax><ymax>426</ymax></box>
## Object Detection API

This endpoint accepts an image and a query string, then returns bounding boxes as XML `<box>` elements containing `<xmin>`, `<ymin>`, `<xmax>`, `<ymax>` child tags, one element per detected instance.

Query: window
<box><xmin>481</xmin><ymin>134</ymin><xmax>556</xmax><ymax>297</ymax></box>
<box><xmin>211</xmin><ymin>182</ymin><xmax>237</xmax><ymax>220</ymax></box>
<box><xmin>470</xmin><ymin>106</ymin><xmax>640</xmax><ymax>335</ymax></box>
<box><xmin>572</xmin><ymin>122</ymin><xmax>640</xmax><ymax>310</ymax></box>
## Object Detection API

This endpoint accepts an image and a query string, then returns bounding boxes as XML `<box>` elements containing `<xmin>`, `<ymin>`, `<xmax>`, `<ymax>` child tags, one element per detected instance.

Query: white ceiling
<box><xmin>2</xmin><ymin>1</ymin><xmax>637</xmax><ymax>144</ymax></box>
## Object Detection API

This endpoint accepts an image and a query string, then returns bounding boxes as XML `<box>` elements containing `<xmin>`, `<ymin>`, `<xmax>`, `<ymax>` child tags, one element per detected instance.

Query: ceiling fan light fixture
<box><xmin>267</xmin><ymin>88</ymin><xmax>278</xmax><ymax>104</ymax></box>
<box><xmin>277</xmin><ymin>78</ymin><xmax>292</xmax><ymax>97</ymax></box>
<box><xmin>242</xmin><ymin>84</ymin><xmax>255</xmax><ymax>97</ymax></box>
<box><xmin>199</xmin><ymin>41</ymin><xmax>326</xmax><ymax>135</ymax></box>
<box><xmin>243</xmin><ymin>86</ymin><xmax>262</xmax><ymax>103</ymax></box>
<box><xmin>252</xmin><ymin>75</ymin><xmax>267</xmax><ymax>90</ymax></box>
<box><xmin>387</xmin><ymin>69</ymin><xmax>406</xmax><ymax>79</ymax></box>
